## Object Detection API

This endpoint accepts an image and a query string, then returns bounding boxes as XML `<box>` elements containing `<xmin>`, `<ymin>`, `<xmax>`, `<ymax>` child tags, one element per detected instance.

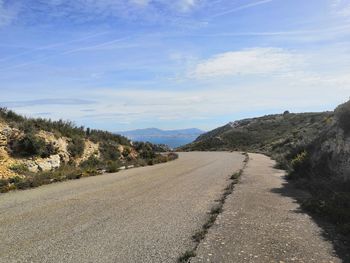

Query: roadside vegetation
<box><xmin>179</xmin><ymin>101</ymin><xmax>350</xmax><ymax>243</ymax></box>
<box><xmin>0</xmin><ymin>108</ymin><xmax>178</xmax><ymax>193</ymax></box>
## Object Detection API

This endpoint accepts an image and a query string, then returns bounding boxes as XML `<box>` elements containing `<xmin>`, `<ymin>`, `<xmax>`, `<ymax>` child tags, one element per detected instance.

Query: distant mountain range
<box><xmin>118</xmin><ymin>128</ymin><xmax>205</xmax><ymax>148</ymax></box>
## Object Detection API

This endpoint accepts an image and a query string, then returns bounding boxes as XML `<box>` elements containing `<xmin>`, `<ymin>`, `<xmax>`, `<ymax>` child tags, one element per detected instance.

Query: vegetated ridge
<box><xmin>179</xmin><ymin>101</ymin><xmax>350</xmax><ymax>240</ymax></box>
<box><xmin>0</xmin><ymin>108</ymin><xmax>177</xmax><ymax>193</ymax></box>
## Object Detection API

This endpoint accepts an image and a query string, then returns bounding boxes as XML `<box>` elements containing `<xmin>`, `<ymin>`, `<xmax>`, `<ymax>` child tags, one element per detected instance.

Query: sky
<box><xmin>0</xmin><ymin>0</ymin><xmax>350</xmax><ymax>132</ymax></box>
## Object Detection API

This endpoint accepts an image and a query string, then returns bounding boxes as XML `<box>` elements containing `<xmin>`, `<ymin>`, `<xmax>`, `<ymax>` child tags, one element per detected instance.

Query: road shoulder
<box><xmin>191</xmin><ymin>153</ymin><xmax>341</xmax><ymax>263</ymax></box>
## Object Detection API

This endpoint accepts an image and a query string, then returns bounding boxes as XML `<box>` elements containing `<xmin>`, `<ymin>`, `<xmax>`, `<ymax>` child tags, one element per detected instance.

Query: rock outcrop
<box><xmin>37</xmin><ymin>131</ymin><xmax>70</xmax><ymax>163</ymax></box>
<box><xmin>76</xmin><ymin>140</ymin><xmax>100</xmax><ymax>165</ymax></box>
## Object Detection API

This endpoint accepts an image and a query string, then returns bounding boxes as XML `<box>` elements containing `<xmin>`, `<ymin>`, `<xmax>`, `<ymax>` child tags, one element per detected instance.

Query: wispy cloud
<box><xmin>0</xmin><ymin>31</ymin><xmax>109</xmax><ymax>63</ymax></box>
<box><xmin>211</xmin><ymin>0</ymin><xmax>274</xmax><ymax>18</ymax></box>
<box><xmin>0</xmin><ymin>98</ymin><xmax>96</xmax><ymax>108</ymax></box>
<box><xmin>0</xmin><ymin>36</ymin><xmax>132</xmax><ymax>71</ymax></box>
<box><xmin>189</xmin><ymin>48</ymin><xmax>300</xmax><ymax>79</ymax></box>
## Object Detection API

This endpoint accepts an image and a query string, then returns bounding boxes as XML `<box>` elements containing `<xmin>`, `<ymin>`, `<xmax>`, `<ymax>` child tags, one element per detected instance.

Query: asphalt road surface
<box><xmin>0</xmin><ymin>152</ymin><xmax>244</xmax><ymax>263</ymax></box>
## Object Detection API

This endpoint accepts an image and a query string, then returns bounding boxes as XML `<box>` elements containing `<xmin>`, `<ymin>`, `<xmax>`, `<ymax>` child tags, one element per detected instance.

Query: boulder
<box><xmin>25</xmin><ymin>160</ymin><xmax>39</xmax><ymax>173</ymax></box>
<box><xmin>36</xmin><ymin>154</ymin><xmax>61</xmax><ymax>172</ymax></box>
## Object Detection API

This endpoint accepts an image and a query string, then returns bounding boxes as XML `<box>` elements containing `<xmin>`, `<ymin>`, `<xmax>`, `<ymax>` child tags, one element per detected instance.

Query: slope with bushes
<box><xmin>180</xmin><ymin>111</ymin><xmax>332</xmax><ymax>156</ymax></box>
<box><xmin>0</xmin><ymin>108</ymin><xmax>176</xmax><ymax>192</ymax></box>
<box><xmin>180</xmin><ymin>102</ymin><xmax>350</xmax><ymax>237</ymax></box>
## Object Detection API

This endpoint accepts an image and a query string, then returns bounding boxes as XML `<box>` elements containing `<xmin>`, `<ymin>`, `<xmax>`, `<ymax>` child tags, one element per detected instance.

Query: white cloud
<box><xmin>9</xmin><ymin>67</ymin><xmax>350</xmax><ymax>130</ymax></box>
<box><xmin>189</xmin><ymin>48</ymin><xmax>300</xmax><ymax>79</ymax></box>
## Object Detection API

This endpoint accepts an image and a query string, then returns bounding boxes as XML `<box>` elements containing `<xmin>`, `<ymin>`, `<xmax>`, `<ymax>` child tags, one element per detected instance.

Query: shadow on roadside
<box><xmin>270</xmin><ymin>177</ymin><xmax>350</xmax><ymax>263</ymax></box>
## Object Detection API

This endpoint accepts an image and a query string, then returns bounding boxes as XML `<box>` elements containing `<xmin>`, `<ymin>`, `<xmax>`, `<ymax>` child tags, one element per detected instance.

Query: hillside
<box><xmin>180</xmin><ymin>102</ymin><xmax>350</xmax><ymax>237</ymax></box>
<box><xmin>119</xmin><ymin>128</ymin><xmax>205</xmax><ymax>148</ymax></box>
<box><xmin>0</xmin><ymin>108</ymin><xmax>176</xmax><ymax>192</ymax></box>
<box><xmin>180</xmin><ymin>112</ymin><xmax>332</xmax><ymax>157</ymax></box>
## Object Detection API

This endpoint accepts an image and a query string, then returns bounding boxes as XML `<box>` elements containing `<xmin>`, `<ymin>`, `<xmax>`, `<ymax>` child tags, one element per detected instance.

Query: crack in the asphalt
<box><xmin>177</xmin><ymin>152</ymin><xmax>249</xmax><ymax>263</ymax></box>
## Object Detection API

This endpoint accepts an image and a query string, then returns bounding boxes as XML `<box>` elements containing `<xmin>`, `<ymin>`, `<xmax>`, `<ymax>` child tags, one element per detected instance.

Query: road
<box><xmin>0</xmin><ymin>152</ymin><xmax>244</xmax><ymax>263</ymax></box>
<box><xmin>192</xmin><ymin>153</ymin><xmax>342</xmax><ymax>263</ymax></box>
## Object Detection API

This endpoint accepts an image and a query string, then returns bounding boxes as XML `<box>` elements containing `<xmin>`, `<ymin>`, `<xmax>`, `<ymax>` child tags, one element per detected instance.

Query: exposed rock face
<box><xmin>76</xmin><ymin>140</ymin><xmax>100</xmax><ymax>165</ymax></box>
<box><xmin>24</xmin><ymin>160</ymin><xmax>39</xmax><ymax>173</ymax></box>
<box><xmin>0</xmin><ymin>122</ymin><xmax>19</xmax><ymax>178</ymax></box>
<box><xmin>0</xmin><ymin>133</ymin><xmax>7</xmax><ymax>147</ymax></box>
<box><xmin>0</xmin><ymin>147</ymin><xmax>18</xmax><ymax>179</ymax></box>
<box><xmin>24</xmin><ymin>154</ymin><xmax>61</xmax><ymax>172</ymax></box>
<box><xmin>37</xmin><ymin>131</ymin><xmax>70</xmax><ymax>163</ymax></box>
<box><xmin>118</xmin><ymin>145</ymin><xmax>138</xmax><ymax>160</ymax></box>
<box><xmin>128</xmin><ymin>148</ymin><xmax>138</xmax><ymax>160</ymax></box>
<box><xmin>37</xmin><ymin>154</ymin><xmax>61</xmax><ymax>171</ymax></box>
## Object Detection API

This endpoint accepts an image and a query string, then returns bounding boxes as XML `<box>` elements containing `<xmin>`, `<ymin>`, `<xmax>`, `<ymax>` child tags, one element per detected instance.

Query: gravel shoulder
<box><xmin>0</xmin><ymin>152</ymin><xmax>244</xmax><ymax>263</ymax></box>
<box><xmin>192</xmin><ymin>153</ymin><xmax>342</xmax><ymax>263</ymax></box>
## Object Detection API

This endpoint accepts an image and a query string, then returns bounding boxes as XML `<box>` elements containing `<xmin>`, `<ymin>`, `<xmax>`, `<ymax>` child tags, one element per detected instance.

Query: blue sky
<box><xmin>0</xmin><ymin>0</ymin><xmax>350</xmax><ymax>131</ymax></box>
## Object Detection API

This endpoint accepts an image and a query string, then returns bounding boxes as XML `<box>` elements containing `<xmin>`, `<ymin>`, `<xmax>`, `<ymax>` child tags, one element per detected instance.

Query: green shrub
<box><xmin>68</xmin><ymin>136</ymin><xmax>85</xmax><ymax>158</ymax></box>
<box><xmin>288</xmin><ymin>150</ymin><xmax>311</xmax><ymax>179</ymax></box>
<box><xmin>0</xmin><ymin>179</ymin><xmax>9</xmax><ymax>193</ymax></box>
<box><xmin>79</xmin><ymin>155</ymin><xmax>102</xmax><ymax>169</ymax></box>
<box><xmin>106</xmin><ymin>161</ymin><xmax>120</xmax><ymax>173</ymax></box>
<box><xmin>41</xmin><ymin>142</ymin><xmax>58</xmax><ymax>158</ymax></box>
<box><xmin>100</xmin><ymin>142</ymin><xmax>120</xmax><ymax>161</ymax></box>
<box><xmin>335</xmin><ymin>100</ymin><xmax>350</xmax><ymax>135</ymax></box>
<box><xmin>11</xmin><ymin>134</ymin><xmax>47</xmax><ymax>157</ymax></box>
<box><xmin>9</xmin><ymin>164</ymin><xmax>29</xmax><ymax>174</ymax></box>
<box><xmin>88</xmin><ymin>129</ymin><xmax>130</xmax><ymax>146</ymax></box>
<box><xmin>14</xmin><ymin>178</ymin><xmax>32</xmax><ymax>189</ymax></box>
<box><xmin>81</xmin><ymin>167</ymin><xmax>99</xmax><ymax>177</ymax></box>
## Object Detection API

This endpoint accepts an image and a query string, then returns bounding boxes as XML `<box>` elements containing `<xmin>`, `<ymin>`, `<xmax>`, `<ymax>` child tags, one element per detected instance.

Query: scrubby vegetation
<box><xmin>67</xmin><ymin>136</ymin><xmax>85</xmax><ymax>158</ymax></box>
<box><xmin>0</xmin><ymin>107</ymin><xmax>179</xmax><ymax>193</ymax></box>
<box><xmin>10</xmin><ymin>133</ymin><xmax>58</xmax><ymax>158</ymax></box>
<box><xmin>180</xmin><ymin>103</ymin><xmax>350</xmax><ymax>240</ymax></box>
<box><xmin>180</xmin><ymin>112</ymin><xmax>330</xmax><ymax>155</ymax></box>
<box><xmin>0</xmin><ymin>107</ymin><xmax>130</xmax><ymax>153</ymax></box>
<box><xmin>335</xmin><ymin>100</ymin><xmax>350</xmax><ymax>135</ymax></box>
<box><xmin>0</xmin><ymin>165</ymin><xmax>83</xmax><ymax>192</ymax></box>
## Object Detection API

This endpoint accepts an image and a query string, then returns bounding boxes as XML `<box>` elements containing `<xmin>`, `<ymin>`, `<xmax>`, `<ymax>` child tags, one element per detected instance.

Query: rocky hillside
<box><xmin>0</xmin><ymin>108</ymin><xmax>175</xmax><ymax>192</ymax></box>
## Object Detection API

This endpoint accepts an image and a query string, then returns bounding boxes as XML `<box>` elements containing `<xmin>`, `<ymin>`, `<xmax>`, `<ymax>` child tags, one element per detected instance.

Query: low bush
<box><xmin>106</xmin><ymin>161</ymin><xmax>121</xmax><ymax>173</ymax></box>
<box><xmin>335</xmin><ymin>100</ymin><xmax>350</xmax><ymax>135</ymax></box>
<box><xmin>290</xmin><ymin>150</ymin><xmax>310</xmax><ymax>173</ymax></box>
<box><xmin>68</xmin><ymin>136</ymin><xmax>85</xmax><ymax>158</ymax></box>
<box><xmin>9</xmin><ymin>163</ymin><xmax>29</xmax><ymax>174</ymax></box>
<box><xmin>100</xmin><ymin>142</ymin><xmax>120</xmax><ymax>161</ymax></box>
<box><xmin>0</xmin><ymin>179</ymin><xmax>9</xmax><ymax>193</ymax></box>
<box><xmin>80</xmin><ymin>155</ymin><xmax>103</xmax><ymax>169</ymax></box>
<box><xmin>11</xmin><ymin>134</ymin><xmax>46</xmax><ymax>157</ymax></box>
<box><xmin>41</xmin><ymin>142</ymin><xmax>58</xmax><ymax>158</ymax></box>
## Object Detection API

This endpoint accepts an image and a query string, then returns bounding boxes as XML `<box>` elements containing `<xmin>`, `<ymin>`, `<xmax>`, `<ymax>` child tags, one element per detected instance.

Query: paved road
<box><xmin>192</xmin><ymin>153</ymin><xmax>342</xmax><ymax>263</ymax></box>
<box><xmin>0</xmin><ymin>152</ymin><xmax>244</xmax><ymax>263</ymax></box>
